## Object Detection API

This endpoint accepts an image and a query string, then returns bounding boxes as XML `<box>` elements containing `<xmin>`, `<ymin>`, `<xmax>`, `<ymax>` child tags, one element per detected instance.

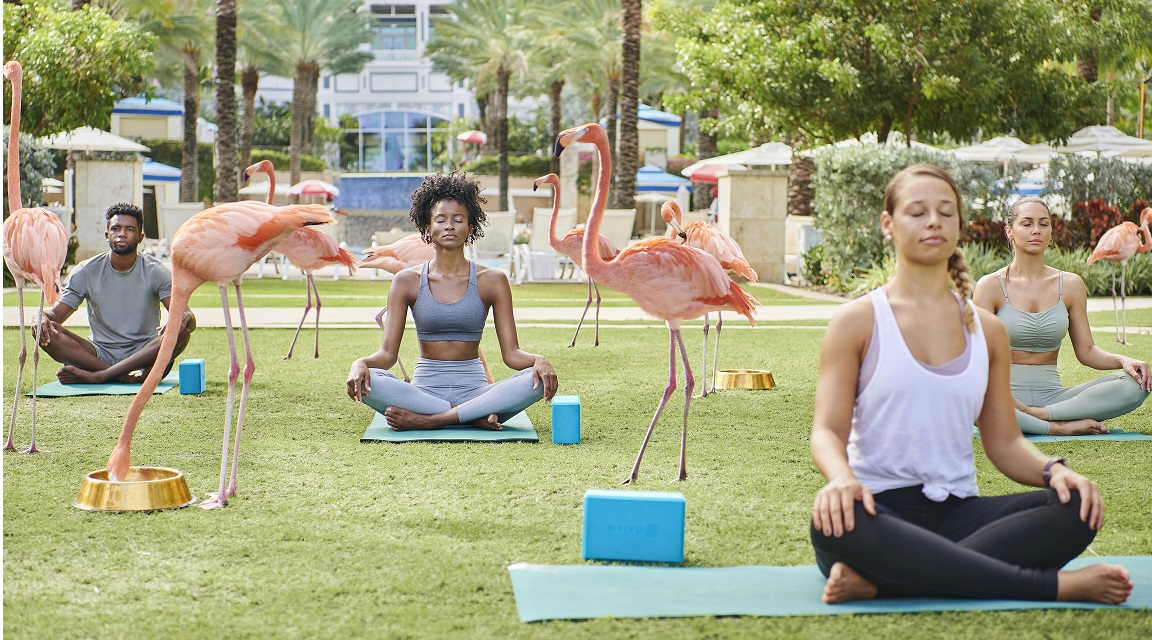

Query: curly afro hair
<box><xmin>409</xmin><ymin>172</ymin><xmax>488</xmax><ymax>244</ymax></box>
<box><xmin>105</xmin><ymin>202</ymin><xmax>145</xmax><ymax>229</ymax></box>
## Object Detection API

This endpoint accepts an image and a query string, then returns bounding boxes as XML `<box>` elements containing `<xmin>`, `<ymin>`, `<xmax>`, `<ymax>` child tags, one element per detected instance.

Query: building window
<box><xmin>370</xmin><ymin>72</ymin><xmax>418</xmax><ymax>92</ymax></box>
<box><xmin>334</xmin><ymin>74</ymin><xmax>359</xmax><ymax>93</ymax></box>
<box><xmin>371</xmin><ymin>4</ymin><xmax>417</xmax><ymax>50</ymax></box>
<box><xmin>343</xmin><ymin>110</ymin><xmax>448</xmax><ymax>173</ymax></box>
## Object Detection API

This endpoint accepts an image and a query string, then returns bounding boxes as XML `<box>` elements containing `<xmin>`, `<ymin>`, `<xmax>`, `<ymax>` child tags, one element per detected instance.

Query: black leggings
<box><xmin>810</xmin><ymin>486</ymin><xmax>1095</xmax><ymax>600</ymax></box>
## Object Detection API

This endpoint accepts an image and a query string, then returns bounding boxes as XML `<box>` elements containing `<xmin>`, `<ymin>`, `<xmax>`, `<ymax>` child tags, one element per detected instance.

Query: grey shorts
<box><xmin>92</xmin><ymin>338</ymin><xmax>153</xmax><ymax>367</ymax></box>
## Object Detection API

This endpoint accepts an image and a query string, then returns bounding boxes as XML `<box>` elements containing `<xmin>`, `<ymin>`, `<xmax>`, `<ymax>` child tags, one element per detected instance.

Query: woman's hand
<box><xmin>346</xmin><ymin>359</ymin><xmax>371</xmax><ymax>402</ymax></box>
<box><xmin>531</xmin><ymin>355</ymin><xmax>558</xmax><ymax>401</ymax></box>
<box><xmin>1121</xmin><ymin>356</ymin><xmax>1152</xmax><ymax>393</ymax></box>
<box><xmin>812</xmin><ymin>473</ymin><xmax>876</xmax><ymax>538</ymax></box>
<box><xmin>1048</xmin><ymin>463</ymin><xmax>1104</xmax><ymax>530</ymax></box>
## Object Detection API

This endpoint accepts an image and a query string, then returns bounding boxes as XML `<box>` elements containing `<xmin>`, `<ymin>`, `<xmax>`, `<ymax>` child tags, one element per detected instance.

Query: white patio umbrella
<box><xmin>801</xmin><ymin>131</ymin><xmax>945</xmax><ymax>156</ymax></box>
<box><xmin>1046</xmin><ymin>125</ymin><xmax>1152</xmax><ymax>158</ymax></box>
<box><xmin>39</xmin><ymin>126</ymin><xmax>150</xmax><ymax>153</ymax></box>
<box><xmin>951</xmin><ymin>136</ymin><xmax>1055</xmax><ymax>163</ymax></box>
<box><xmin>681</xmin><ymin>142</ymin><xmax>793</xmax><ymax>182</ymax></box>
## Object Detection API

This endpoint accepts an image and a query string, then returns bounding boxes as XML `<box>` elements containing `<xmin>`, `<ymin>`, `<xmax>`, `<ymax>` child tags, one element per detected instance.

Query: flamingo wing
<box><xmin>277</xmin><ymin>227</ymin><xmax>357</xmax><ymax>272</ymax></box>
<box><xmin>682</xmin><ymin>222</ymin><xmax>758</xmax><ymax>282</ymax></box>
<box><xmin>3</xmin><ymin>208</ymin><xmax>68</xmax><ymax>305</ymax></box>
<box><xmin>560</xmin><ymin>227</ymin><xmax>618</xmax><ymax>262</ymax></box>
<box><xmin>1088</xmin><ymin>222</ymin><xmax>1139</xmax><ymax>264</ymax></box>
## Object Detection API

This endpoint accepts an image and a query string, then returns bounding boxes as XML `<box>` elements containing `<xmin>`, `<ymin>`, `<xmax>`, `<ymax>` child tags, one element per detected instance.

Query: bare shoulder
<box><xmin>390</xmin><ymin>267</ymin><xmax>421</xmax><ymax>294</ymax></box>
<box><xmin>1060</xmin><ymin>270</ymin><xmax>1087</xmax><ymax>300</ymax></box>
<box><xmin>475</xmin><ymin>263</ymin><xmax>511</xmax><ymax>287</ymax></box>
<box><xmin>826</xmin><ymin>295</ymin><xmax>874</xmax><ymax>345</ymax></box>
<box><xmin>973</xmin><ymin>268</ymin><xmax>1004</xmax><ymax>294</ymax></box>
<box><xmin>975</xmin><ymin>305</ymin><xmax>1008</xmax><ymax>346</ymax></box>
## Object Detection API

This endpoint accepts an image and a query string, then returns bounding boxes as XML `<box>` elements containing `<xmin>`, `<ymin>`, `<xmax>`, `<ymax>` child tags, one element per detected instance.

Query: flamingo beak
<box><xmin>678</xmin><ymin>231</ymin><xmax>688</xmax><ymax>240</ymax></box>
<box><xmin>553</xmin><ymin>136</ymin><xmax>566</xmax><ymax>158</ymax></box>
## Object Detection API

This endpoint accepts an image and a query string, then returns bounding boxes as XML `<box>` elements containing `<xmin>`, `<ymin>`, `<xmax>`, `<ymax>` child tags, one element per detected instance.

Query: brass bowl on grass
<box><xmin>74</xmin><ymin>467</ymin><xmax>195</xmax><ymax>512</ymax></box>
<box><xmin>714</xmin><ymin>369</ymin><xmax>776</xmax><ymax>390</ymax></box>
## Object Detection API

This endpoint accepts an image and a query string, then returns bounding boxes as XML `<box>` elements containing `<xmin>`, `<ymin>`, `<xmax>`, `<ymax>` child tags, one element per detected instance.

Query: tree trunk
<box><xmin>1106</xmin><ymin>93</ymin><xmax>1114</xmax><ymax>126</ymax></box>
<box><xmin>71</xmin><ymin>0</ymin><xmax>89</xmax><ymax>10</ymax></box>
<box><xmin>549</xmin><ymin>80</ymin><xmax>564</xmax><ymax>176</ymax></box>
<box><xmin>606</xmin><ymin>76</ymin><xmax>619</xmax><ymax>205</ymax></box>
<box><xmin>614</xmin><ymin>0</ymin><xmax>641</xmax><ymax>212</ymax></box>
<box><xmin>787</xmin><ymin>155</ymin><xmax>816</xmax><ymax>218</ymax></box>
<box><xmin>239</xmin><ymin>65</ymin><xmax>259</xmax><ymax>173</ymax></box>
<box><xmin>484</xmin><ymin>93</ymin><xmax>498</xmax><ymax>154</ymax></box>
<box><xmin>180</xmin><ymin>48</ymin><xmax>200</xmax><ymax>203</ymax></box>
<box><xmin>289</xmin><ymin>64</ymin><xmax>313</xmax><ymax>187</ymax></box>
<box><xmin>303</xmin><ymin>67</ymin><xmax>319</xmax><ymax>153</ymax></box>
<box><xmin>496</xmin><ymin>67</ymin><xmax>510</xmax><ymax>212</ymax></box>
<box><xmin>1078</xmin><ymin>7</ymin><xmax>1102</xmax><ymax>84</ymax></box>
<box><xmin>214</xmin><ymin>0</ymin><xmax>239</xmax><ymax>203</ymax></box>
<box><xmin>694</xmin><ymin>107</ymin><xmax>718</xmax><ymax>210</ymax></box>
<box><xmin>877</xmin><ymin>114</ymin><xmax>894</xmax><ymax>144</ymax></box>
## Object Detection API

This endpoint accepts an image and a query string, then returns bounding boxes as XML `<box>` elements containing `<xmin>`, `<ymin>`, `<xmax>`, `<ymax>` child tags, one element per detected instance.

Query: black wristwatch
<box><xmin>1042</xmin><ymin>458</ymin><xmax>1067</xmax><ymax>487</ymax></box>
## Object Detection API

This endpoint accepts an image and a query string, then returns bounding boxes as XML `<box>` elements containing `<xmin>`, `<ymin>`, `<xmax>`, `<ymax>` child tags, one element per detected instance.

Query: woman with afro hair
<box><xmin>347</xmin><ymin>172</ymin><xmax>557</xmax><ymax>430</ymax></box>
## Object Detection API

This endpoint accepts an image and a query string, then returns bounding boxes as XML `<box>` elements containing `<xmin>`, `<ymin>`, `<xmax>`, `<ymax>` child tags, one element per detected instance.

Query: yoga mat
<box><xmin>29</xmin><ymin>371</ymin><xmax>180</xmax><ymax>397</ymax></box>
<box><xmin>360</xmin><ymin>410</ymin><xmax>537</xmax><ymax>443</ymax></box>
<box><xmin>973</xmin><ymin>428</ymin><xmax>1152</xmax><ymax>442</ymax></box>
<box><xmin>508</xmin><ymin>555</ymin><xmax>1152</xmax><ymax>622</ymax></box>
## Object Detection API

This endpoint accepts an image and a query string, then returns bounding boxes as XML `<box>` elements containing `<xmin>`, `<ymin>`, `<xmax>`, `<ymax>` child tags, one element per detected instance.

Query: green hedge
<box><xmin>461</xmin><ymin>154</ymin><xmax>553</xmax><ymax>177</ymax></box>
<box><xmin>1044</xmin><ymin>155</ymin><xmax>1152</xmax><ymax>212</ymax></box>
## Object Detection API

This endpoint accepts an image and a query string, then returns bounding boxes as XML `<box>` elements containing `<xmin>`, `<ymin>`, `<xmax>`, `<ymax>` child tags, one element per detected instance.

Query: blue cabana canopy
<box><xmin>113</xmin><ymin>96</ymin><xmax>184</xmax><ymax>117</ymax></box>
<box><xmin>143</xmin><ymin>158</ymin><xmax>181</xmax><ymax>183</ymax></box>
<box><xmin>635</xmin><ymin>165</ymin><xmax>692</xmax><ymax>192</ymax></box>
<box><xmin>637</xmin><ymin>104</ymin><xmax>681</xmax><ymax>126</ymax></box>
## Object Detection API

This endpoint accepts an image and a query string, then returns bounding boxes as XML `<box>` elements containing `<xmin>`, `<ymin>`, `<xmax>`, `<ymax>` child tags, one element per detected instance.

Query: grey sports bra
<box><xmin>412</xmin><ymin>261</ymin><xmax>486</xmax><ymax>342</ymax></box>
<box><xmin>995</xmin><ymin>270</ymin><xmax>1068</xmax><ymax>353</ymax></box>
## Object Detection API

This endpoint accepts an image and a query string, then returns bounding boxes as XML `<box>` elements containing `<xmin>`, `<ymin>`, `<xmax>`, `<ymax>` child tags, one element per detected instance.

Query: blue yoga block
<box><xmin>582</xmin><ymin>489</ymin><xmax>685</xmax><ymax>563</ymax></box>
<box><xmin>551</xmin><ymin>395</ymin><xmax>581</xmax><ymax>444</ymax></box>
<box><xmin>179</xmin><ymin>358</ymin><xmax>206</xmax><ymax>395</ymax></box>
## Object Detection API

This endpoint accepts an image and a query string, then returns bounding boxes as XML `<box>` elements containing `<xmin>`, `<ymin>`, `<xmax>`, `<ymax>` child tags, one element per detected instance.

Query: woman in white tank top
<box><xmin>809</xmin><ymin>164</ymin><xmax>1131</xmax><ymax>605</ymax></box>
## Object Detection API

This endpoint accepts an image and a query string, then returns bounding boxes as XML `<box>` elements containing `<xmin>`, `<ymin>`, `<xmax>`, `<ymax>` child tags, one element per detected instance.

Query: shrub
<box><xmin>1044</xmin><ymin>155</ymin><xmax>1152</xmax><ymax>215</ymax></box>
<box><xmin>461</xmin><ymin>154</ymin><xmax>553</xmax><ymax>177</ymax></box>
<box><xmin>1052</xmin><ymin>199</ymin><xmax>1122</xmax><ymax>250</ymax></box>
<box><xmin>249</xmin><ymin>148</ymin><xmax>326</xmax><ymax>172</ymax></box>
<box><xmin>964</xmin><ymin>215</ymin><xmax>1009</xmax><ymax>252</ymax></box>
<box><xmin>799</xmin><ymin>243</ymin><xmax>826</xmax><ymax>286</ymax></box>
<box><xmin>846</xmin><ymin>242</ymin><xmax>1010</xmax><ymax>298</ymax></box>
<box><xmin>2</xmin><ymin>130</ymin><xmax>54</xmax><ymax>213</ymax></box>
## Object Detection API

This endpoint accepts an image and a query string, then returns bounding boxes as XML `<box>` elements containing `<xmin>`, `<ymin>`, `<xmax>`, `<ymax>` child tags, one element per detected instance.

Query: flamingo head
<box><xmin>554</xmin><ymin>123</ymin><xmax>605</xmax><ymax>156</ymax></box>
<box><xmin>3</xmin><ymin>61</ymin><xmax>21</xmax><ymax>83</ymax></box>
<box><xmin>1141</xmin><ymin>207</ymin><xmax>1152</xmax><ymax>228</ymax></box>
<box><xmin>660</xmin><ymin>201</ymin><xmax>687</xmax><ymax>239</ymax></box>
<box><xmin>244</xmin><ymin>160</ymin><xmax>273</xmax><ymax>181</ymax></box>
<box><xmin>533</xmin><ymin>173</ymin><xmax>559</xmax><ymax>192</ymax></box>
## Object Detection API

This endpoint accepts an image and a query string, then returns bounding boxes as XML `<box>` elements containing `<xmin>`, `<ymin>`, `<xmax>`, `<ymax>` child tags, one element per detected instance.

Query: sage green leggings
<box><xmin>1011</xmin><ymin>364</ymin><xmax>1150</xmax><ymax>434</ymax></box>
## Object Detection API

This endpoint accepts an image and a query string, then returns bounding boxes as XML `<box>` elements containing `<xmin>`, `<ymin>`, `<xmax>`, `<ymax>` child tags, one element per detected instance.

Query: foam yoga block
<box><xmin>582</xmin><ymin>489</ymin><xmax>686</xmax><ymax>563</ymax></box>
<box><xmin>179</xmin><ymin>359</ymin><xmax>206</xmax><ymax>395</ymax></box>
<box><xmin>551</xmin><ymin>395</ymin><xmax>581</xmax><ymax>444</ymax></box>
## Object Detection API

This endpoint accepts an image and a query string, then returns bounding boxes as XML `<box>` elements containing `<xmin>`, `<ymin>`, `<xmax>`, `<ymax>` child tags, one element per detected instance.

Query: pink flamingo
<box><xmin>532</xmin><ymin>173</ymin><xmax>619</xmax><ymax>347</ymax></box>
<box><xmin>663</xmin><ymin>200</ymin><xmax>758</xmax><ymax>395</ymax></box>
<box><xmin>557</xmin><ymin>123</ymin><xmax>759</xmax><ymax>483</ymax></box>
<box><xmin>244</xmin><ymin>161</ymin><xmax>357</xmax><ymax>358</ymax></box>
<box><xmin>1087</xmin><ymin>208</ymin><xmax>1152</xmax><ymax>344</ymax></box>
<box><xmin>106</xmin><ymin>199</ymin><xmax>334</xmax><ymax>509</ymax></box>
<box><xmin>3</xmin><ymin>61</ymin><xmax>68</xmax><ymax>454</ymax></box>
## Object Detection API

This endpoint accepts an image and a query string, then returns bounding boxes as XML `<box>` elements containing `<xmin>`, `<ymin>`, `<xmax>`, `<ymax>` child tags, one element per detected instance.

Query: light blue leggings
<box><xmin>364</xmin><ymin>357</ymin><xmax>543</xmax><ymax>424</ymax></box>
<box><xmin>1011</xmin><ymin>364</ymin><xmax>1150</xmax><ymax>434</ymax></box>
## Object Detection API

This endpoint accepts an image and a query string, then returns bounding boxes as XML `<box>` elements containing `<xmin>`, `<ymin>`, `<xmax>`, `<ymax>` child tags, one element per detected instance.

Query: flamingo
<box><xmin>3</xmin><ymin>61</ymin><xmax>68</xmax><ymax>454</ymax></box>
<box><xmin>1087</xmin><ymin>208</ymin><xmax>1152</xmax><ymax>344</ymax></box>
<box><xmin>105</xmin><ymin>199</ymin><xmax>334</xmax><ymax>509</ymax></box>
<box><xmin>557</xmin><ymin>123</ymin><xmax>759</xmax><ymax>483</ymax></box>
<box><xmin>531</xmin><ymin>173</ymin><xmax>619</xmax><ymax>347</ymax></box>
<box><xmin>244</xmin><ymin>161</ymin><xmax>357</xmax><ymax>358</ymax></box>
<box><xmin>662</xmin><ymin>200</ymin><xmax>758</xmax><ymax>395</ymax></box>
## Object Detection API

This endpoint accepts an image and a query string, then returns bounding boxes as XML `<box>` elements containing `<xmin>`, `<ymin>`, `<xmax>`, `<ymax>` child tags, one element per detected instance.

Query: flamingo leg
<box><xmin>699</xmin><ymin>313</ymin><xmax>710</xmax><ymax>398</ymax></box>
<box><xmin>569</xmin><ymin>277</ymin><xmax>594</xmax><ymax>348</ymax></box>
<box><xmin>25</xmin><ymin>297</ymin><xmax>44</xmax><ymax>454</ymax></box>
<box><xmin>226</xmin><ymin>283</ymin><xmax>256</xmax><ymax>499</ymax></box>
<box><xmin>592</xmin><ymin>279</ymin><xmax>602</xmax><ymax>347</ymax></box>
<box><xmin>310</xmin><ymin>273</ymin><xmax>321</xmax><ymax>358</ymax></box>
<box><xmin>1110</xmin><ymin>263</ymin><xmax>1120</xmax><ymax>344</ymax></box>
<box><xmin>709</xmin><ymin>311</ymin><xmax>723</xmax><ymax>395</ymax></box>
<box><xmin>624</xmin><ymin>327</ymin><xmax>678</xmax><ymax>485</ymax></box>
<box><xmin>5</xmin><ymin>284</ymin><xmax>26</xmax><ymax>451</ymax></box>
<box><xmin>1119</xmin><ymin>261</ymin><xmax>1128</xmax><ymax>345</ymax></box>
<box><xmin>675</xmin><ymin>327</ymin><xmax>695</xmax><ymax>481</ymax></box>
<box><xmin>376</xmin><ymin>305</ymin><xmax>410</xmax><ymax>382</ymax></box>
<box><xmin>285</xmin><ymin>272</ymin><xmax>314</xmax><ymax>359</ymax></box>
<box><xmin>201</xmin><ymin>284</ymin><xmax>238</xmax><ymax>510</ymax></box>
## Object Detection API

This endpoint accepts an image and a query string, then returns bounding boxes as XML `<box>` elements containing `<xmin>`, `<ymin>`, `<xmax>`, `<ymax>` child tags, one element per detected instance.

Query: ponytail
<box><xmin>948</xmin><ymin>247</ymin><xmax>975</xmax><ymax>333</ymax></box>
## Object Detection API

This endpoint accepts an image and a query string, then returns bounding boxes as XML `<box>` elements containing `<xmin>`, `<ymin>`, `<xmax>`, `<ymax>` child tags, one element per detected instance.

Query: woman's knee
<box><xmin>1115</xmin><ymin>375</ymin><xmax>1151</xmax><ymax>411</ymax></box>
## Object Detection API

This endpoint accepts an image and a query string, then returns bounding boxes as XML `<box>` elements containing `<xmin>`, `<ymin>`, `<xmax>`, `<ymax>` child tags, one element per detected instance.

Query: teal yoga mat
<box><xmin>360</xmin><ymin>410</ymin><xmax>537</xmax><ymax>443</ymax></box>
<box><xmin>29</xmin><ymin>371</ymin><xmax>180</xmax><ymax>397</ymax></box>
<box><xmin>973</xmin><ymin>427</ymin><xmax>1152</xmax><ymax>442</ymax></box>
<box><xmin>508</xmin><ymin>555</ymin><xmax>1152</xmax><ymax>622</ymax></box>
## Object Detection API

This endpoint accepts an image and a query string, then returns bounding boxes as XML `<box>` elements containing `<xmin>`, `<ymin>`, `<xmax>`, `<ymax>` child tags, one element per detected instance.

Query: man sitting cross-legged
<box><xmin>35</xmin><ymin>203</ymin><xmax>196</xmax><ymax>384</ymax></box>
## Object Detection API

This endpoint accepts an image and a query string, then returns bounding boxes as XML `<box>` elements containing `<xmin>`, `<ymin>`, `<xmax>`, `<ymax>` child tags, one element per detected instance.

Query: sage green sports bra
<box><xmin>995</xmin><ymin>270</ymin><xmax>1068</xmax><ymax>353</ymax></box>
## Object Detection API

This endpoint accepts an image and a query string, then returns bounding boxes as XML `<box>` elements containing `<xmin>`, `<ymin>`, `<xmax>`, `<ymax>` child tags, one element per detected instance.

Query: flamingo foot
<box><xmin>199</xmin><ymin>493</ymin><xmax>228</xmax><ymax>510</ymax></box>
<box><xmin>23</xmin><ymin>442</ymin><xmax>39</xmax><ymax>454</ymax></box>
<box><xmin>621</xmin><ymin>474</ymin><xmax>637</xmax><ymax>485</ymax></box>
<box><xmin>677</xmin><ymin>468</ymin><xmax>687</xmax><ymax>482</ymax></box>
<box><xmin>4</xmin><ymin>440</ymin><xmax>15</xmax><ymax>451</ymax></box>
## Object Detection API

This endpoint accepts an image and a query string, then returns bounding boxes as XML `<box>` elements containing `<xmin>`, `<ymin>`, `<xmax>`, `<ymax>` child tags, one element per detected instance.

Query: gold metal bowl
<box><xmin>74</xmin><ymin>466</ymin><xmax>196</xmax><ymax>512</ymax></box>
<box><xmin>714</xmin><ymin>369</ymin><xmax>776</xmax><ymax>390</ymax></box>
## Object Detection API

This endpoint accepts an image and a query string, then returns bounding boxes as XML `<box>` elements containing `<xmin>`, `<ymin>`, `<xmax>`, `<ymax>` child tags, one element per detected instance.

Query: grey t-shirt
<box><xmin>60</xmin><ymin>252</ymin><xmax>172</xmax><ymax>353</ymax></box>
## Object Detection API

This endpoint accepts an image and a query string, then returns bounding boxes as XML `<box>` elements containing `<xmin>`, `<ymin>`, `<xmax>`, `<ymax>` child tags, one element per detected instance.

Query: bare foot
<box><xmin>823</xmin><ymin>562</ymin><xmax>878</xmax><ymax>604</ymax></box>
<box><xmin>57</xmin><ymin>366</ymin><xmax>105</xmax><ymax>385</ymax></box>
<box><xmin>384</xmin><ymin>407</ymin><xmax>444</xmax><ymax>431</ymax></box>
<box><xmin>469</xmin><ymin>414</ymin><xmax>502</xmax><ymax>431</ymax></box>
<box><xmin>1057</xmin><ymin>563</ymin><xmax>1132</xmax><ymax>604</ymax></box>
<box><xmin>1049</xmin><ymin>419</ymin><xmax>1109</xmax><ymax>436</ymax></box>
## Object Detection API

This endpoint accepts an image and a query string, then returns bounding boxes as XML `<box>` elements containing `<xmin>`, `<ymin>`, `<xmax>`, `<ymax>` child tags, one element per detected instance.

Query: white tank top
<box><xmin>847</xmin><ymin>288</ymin><xmax>987</xmax><ymax>501</ymax></box>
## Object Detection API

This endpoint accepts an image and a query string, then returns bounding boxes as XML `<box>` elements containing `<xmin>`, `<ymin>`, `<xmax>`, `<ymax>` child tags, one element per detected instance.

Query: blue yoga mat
<box><xmin>29</xmin><ymin>371</ymin><xmax>180</xmax><ymax>397</ymax></box>
<box><xmin>508</xmin><ymin>555</ymin><xmax>1152</xmax><ymax>622</ymax></box>
<box><xmin>360</xmin><ymin>410</ymin><xmax>537</xmax><ymax>443</ymax></box>
<box><xmin>973</xmin><ymin>428</ymin><xmax>1152</xmax><ymax>442</ymax></box>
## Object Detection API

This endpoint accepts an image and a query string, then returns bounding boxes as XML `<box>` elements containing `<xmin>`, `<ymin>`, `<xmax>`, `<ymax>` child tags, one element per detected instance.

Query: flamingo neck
<box><xmin>547</xmin><ymin>179</ymin><xmax>562</xmax><ymax>246</ymax></box>
<box><xmin>1138</xmin><ymin>222</ymin><xmax>1152</xmax><ymax>254</ymax></box>
<box><xmin>6</xmin><ymin>76</ymin><xmax>21</xmax><ymax>213</ymax></box>
<box><xmin>582</xmin><ymin>132</ymin><xmax>612</xmax><ymax>274</ymax></box>
<box><xmin>263</xmin><ymin>166</ymin><xmax>275</xmax><ymax>205</ymax></box>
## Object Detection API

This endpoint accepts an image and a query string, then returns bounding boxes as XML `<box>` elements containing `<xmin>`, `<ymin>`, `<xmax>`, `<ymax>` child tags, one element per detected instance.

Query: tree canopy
<box><xmin>3</xmin><ymin>3</ymin><xmax>157</xmax><ymax>137</ymax></box>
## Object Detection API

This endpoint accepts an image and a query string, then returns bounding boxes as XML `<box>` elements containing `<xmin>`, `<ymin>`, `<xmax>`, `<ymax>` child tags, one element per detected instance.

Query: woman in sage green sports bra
<box><xmin>973</xmin><ymin>197</ymin><xmax>1151</xmax><ymax>436</ymax></box>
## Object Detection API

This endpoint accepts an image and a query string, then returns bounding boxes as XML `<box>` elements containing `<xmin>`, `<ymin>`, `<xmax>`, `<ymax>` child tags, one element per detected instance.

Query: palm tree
<box><xmin>235</xmin><ymin>9</ymin><xmax>280</xmax><ymax>173</ymax></box>
<box><xmin>427</xmin><ymin>0</ymin><xmax>534</xmax><ymax>211</ymax></box>
<box><xmin>214</xmin><ymin>0</ymin><xmax>239</xmax><ymax>202</ymax></box>
<box><xmin>263</xmin><ymin>0</ymin><xmax>374</xmax><ymax>186</ymax></box>
<box><xmin>615</xmin><ymin>0</ymin><xmax>641</xmax><ymax>209</ymax></box>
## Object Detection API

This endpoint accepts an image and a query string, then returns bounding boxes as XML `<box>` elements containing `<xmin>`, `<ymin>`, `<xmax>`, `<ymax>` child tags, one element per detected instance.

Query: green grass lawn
<box><xmin>4</xmin><ymin>324</ymin><xmax>1151</xmax><ymax>639</ymax></box>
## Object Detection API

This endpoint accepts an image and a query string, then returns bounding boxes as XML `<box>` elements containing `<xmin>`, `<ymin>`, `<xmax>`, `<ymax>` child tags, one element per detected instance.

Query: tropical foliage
<box><xmin>1</xmin><ymin>131</ymin><xmax>56</xmax><ymax>215</ymax></box>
